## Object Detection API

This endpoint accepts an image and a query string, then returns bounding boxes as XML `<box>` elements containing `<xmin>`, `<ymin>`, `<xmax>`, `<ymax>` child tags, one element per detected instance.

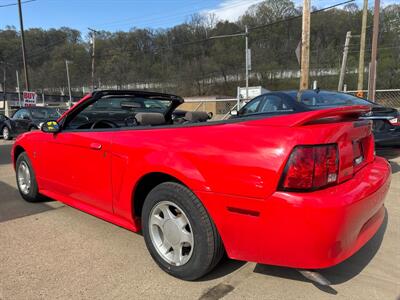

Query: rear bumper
<box><xmin>198</xmin><ymin>156</ymin><xmax>391</xmax><ymax>269</ymax></box>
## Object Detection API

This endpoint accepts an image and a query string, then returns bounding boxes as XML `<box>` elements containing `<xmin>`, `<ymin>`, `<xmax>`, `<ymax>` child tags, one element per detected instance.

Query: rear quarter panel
<box><xmin>110</xmin><ymin>119</ymin><xmax>368</xmax><ymax>222</ymax></box>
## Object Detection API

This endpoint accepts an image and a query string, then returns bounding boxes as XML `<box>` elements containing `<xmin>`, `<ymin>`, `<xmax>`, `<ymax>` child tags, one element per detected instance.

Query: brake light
<box><xmin>280</xmin><ymin>144</ymin><xmax>338</xmax><ymax>191</ymax></box>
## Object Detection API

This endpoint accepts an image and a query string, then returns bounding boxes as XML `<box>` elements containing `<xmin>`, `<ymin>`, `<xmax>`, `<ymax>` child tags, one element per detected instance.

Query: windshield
<box><xmin>289</xmin><ymin>91</ymin><xmax>372</xmax><ymax>107</ymax></box>
<box><xmin>31</xmin><ymin>108</ymin><xmax>63</xmax><ymax>119</ymax></box>
<box><xmin>86</xmin><ymin>97</ymin><xmax>171</xmax><ymax>113</ymax></box>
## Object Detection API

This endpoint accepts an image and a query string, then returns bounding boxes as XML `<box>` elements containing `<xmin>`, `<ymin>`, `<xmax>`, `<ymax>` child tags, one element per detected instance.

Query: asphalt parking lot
<box><xmin>0</xmin><ymin>140</ymin><xmax>399</xmax><ymax>300</ymax></box>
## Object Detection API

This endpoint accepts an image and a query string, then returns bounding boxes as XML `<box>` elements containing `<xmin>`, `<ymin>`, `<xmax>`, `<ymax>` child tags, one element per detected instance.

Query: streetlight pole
<box><xmin>338</xmin><ymin>31</ymin><xmax>352</xmax><ymax>91</ymax></box>
<box><xmin>17</xmin><ymin>0</ymin><xmax>30</xmax><ymax>91</ymax></box>
<box><xmin>65</xmin><ymin>60</ymin><xmax>72</xmax><ymax>108</ymax></box>
<box><xmin>16</xmin><ymin>70</ymin><xmax>21</xmax><ymax>107</ymax></box>
<box><xmin>2</xmin><ymin>64</ymin><xmax>6</xmax><ymax>114</ymax></box>
<box><xmin>208</xmin><ymin>29</ymin><xmax>250</xmax><ymax>104</ymax></box>
<box><xmin>88</xmin><ymin>28</ymin><xmax>99</xmax><ymax>91</ymax></box>
<box><xmin>245</xmin><ymin>25</ymin><xmax>249</xmax><ymax>100</ymax></box>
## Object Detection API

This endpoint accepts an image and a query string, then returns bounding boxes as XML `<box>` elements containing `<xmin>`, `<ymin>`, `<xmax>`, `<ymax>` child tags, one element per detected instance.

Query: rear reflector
<box><xmin>280</xmin><ymin>144</ymin><xmax>338</xmax><ymax>191</ymax></box>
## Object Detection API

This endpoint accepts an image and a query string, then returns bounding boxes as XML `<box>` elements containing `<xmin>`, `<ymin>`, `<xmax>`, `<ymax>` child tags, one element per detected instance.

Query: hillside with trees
<box><xmin>0</xmin><ymin>0</ymin><xmax>399</xmax><ymax>97</ymax></box>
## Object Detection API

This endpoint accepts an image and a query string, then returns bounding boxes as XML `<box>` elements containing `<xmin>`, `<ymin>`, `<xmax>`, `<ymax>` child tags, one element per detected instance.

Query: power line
<box><xmin>159</xmin><ymin>0</ymin><xmax>356</xmax><ymax>50</ymax></box>
<box><xmin>250</xmin><ymin>0</ymin><xmax>355</xmax><ymax>32</ymax></box>
<box><xmin>0</xmin><ymin>0</ymin><xmax>36</xmax><ymax>8</ymax></box>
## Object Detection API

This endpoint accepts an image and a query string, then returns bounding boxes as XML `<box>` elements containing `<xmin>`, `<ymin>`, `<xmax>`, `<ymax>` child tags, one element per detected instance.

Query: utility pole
<box><xmin>88</xmin><ymin>28</ymin><xmax>99</xmax><ymax>91</ymax></box>
<box><xmin>65</xmin><ymin>60</ymin><xmax>72</xmax><ymax>107</ymax></box>
<box><xmin>338</xmin><ymin>31</ymin><xmax>352</xmax><ymax>92</ymax></box>
<box><xmin>299</xmin><ymin>0</ymin><xmax>311</xmax><ymax>91</ymax></box>
<box><xmin>368</xmin><ymin>0</ymin><xmax>380</xmax><ymax>101</ymax></box>
<box><xmin>245</xmin><ymin>25</ymin><xmax>249</xmax><ymax>100</ymax></box>
<box><xmin>357</xmin><ymin>0</ymin><xmax>368</xmax><ymax>97</ymax></box>
<box><xmin>17</xmin><ymin>0</ymin><xmax>30</xmax><ymax>91</ymax></box>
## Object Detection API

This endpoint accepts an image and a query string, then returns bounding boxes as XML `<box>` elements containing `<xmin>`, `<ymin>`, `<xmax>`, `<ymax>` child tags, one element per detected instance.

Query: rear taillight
<box><xmin>279</xmin><ymin>144</ymin><xmax>338</xmax><ymax>191</ymax></box>
<box><xmin>389</xmin><ymin>118</ymin><xmax>399</xmax><ymax>126</ymax></box>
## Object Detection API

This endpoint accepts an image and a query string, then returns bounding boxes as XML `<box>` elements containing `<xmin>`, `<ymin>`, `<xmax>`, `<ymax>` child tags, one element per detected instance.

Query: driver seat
<box><xmin>135</xmin><ymin>112</ymin><xmax>166</xmax><ymax>126</ymax></box>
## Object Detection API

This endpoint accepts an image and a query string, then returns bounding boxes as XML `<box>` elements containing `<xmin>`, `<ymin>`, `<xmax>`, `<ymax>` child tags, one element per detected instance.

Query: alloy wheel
<box><xmin>3</xmin><ymin>127</ymin><xmax>9</xmax><ymax>140</ymax></box>
<box><xmin>149</xmin><ymin>201</ymin><xmax>194</xmax><ymax>266</ymax></box>
<box><xmin>17</xmin><ymin>161</ymin><xmax>31</xmax><ymax>195</ymax></box>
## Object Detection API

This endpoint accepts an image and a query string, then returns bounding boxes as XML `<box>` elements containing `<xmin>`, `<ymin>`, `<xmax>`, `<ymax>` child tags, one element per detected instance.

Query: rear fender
<box><xmin>111</xmin><ymin>150</ymin><xmax>210</xmax><ymax>224</ymax></box>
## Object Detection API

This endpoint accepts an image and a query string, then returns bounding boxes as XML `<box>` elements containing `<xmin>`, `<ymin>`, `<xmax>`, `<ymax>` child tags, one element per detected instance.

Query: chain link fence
<box><xmin>345</xmin><ymin>89</ymin><xmax>400</xmax><ymax>108</ymax></box>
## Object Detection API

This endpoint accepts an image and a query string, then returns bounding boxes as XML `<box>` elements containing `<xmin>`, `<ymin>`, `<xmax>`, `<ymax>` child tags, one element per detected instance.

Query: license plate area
<box><xmin>353</xmin><ymin>139</ymin><xmax>365</xmax><ymax>170</ymax></box>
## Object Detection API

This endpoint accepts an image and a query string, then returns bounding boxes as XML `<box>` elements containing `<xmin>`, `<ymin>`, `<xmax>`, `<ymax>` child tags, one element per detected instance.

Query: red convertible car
<box><xmin>12</xmin><ymin>90</ymin><xmax>391</xmax><ymax>280</ymax></box>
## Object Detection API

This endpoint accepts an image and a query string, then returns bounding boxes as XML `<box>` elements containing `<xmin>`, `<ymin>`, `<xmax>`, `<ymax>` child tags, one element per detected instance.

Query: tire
<box><xmin>142</xmin><ymin>182</ymin><xmax>224</xmax><ymax>280</ymax></box>
<box><xmin>2</xmin><ymin>126</ymin><xmax>11</xmax><ymax>140</ymax></box>
<box><xmin>16</xmin><ymin>152</ymin><xmax>42</xmax><ymax>202</ymax></box>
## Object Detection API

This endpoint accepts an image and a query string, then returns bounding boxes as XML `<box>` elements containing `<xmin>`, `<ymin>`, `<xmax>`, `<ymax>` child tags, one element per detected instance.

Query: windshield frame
<box><xmin>60</xmin><ymin>90</ymin><xmax>184</xmax><ymax>130</ymax></box>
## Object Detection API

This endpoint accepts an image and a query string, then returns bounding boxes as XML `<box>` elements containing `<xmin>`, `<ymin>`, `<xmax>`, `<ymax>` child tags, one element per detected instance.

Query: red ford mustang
<box><xmin>12</xmin><ymin>90</ymin><xmax>391</xmax><ymax>280</ymax></box>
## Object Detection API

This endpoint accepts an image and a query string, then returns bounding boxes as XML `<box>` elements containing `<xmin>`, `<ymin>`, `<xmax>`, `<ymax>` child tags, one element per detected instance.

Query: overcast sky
<box><xmin>0</xmin><ymin>0</ymin><xmax>397</xmax><ymax>35</ymax></box>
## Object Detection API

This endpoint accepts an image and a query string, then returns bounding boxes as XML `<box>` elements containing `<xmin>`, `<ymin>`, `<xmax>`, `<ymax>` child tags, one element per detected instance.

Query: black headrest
<box><xmin>185</xmin><ymin>111</ymin><xmax>209</xmax><ymax>122</ymax></box>
<box><xmin>135</xmin><ymin>112</ymin><xmax>165</xmax><ymax>126</ymax></box>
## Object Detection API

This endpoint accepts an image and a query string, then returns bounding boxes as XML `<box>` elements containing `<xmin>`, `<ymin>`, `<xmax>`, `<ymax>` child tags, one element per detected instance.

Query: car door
<box><xmin>240</xmin><ymin>96</ymin><xmax>263</xmax><ymax>116</ymax></box>
<box><xmin>240</xmin><ymin>93</ymin><xmax>295</xmax><ymax>117</ymax></box>
<box><xmin>0</xmin><ymin>114</ymin><xmax>5</xmax><ymax>128</ymax></box>
<box><xmin>11</xmin><ymin>109</ymin><xmax>26</xmax><ymax>134</ymax></box>
<box><xmin>19</xmin><ymin>110</ymin><xmax>33</xmax><ymax>132</ymax></box>
<box><xmin>39</xmin><ymin>130</ymin><xmax>114</xmax><ymax>213</ymax></box>
<box><xmin>257</xmin><ymin>94</ymin><xmax>295</xmax><ymax>115</ymax></box>
<box><xmin>38</xmin><ymin>130</ymin><xmax>114</xmax><ymax>213</ymax></box>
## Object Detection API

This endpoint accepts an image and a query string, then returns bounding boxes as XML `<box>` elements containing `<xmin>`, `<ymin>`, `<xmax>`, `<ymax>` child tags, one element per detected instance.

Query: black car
<box><xmin>1</xmin><ymin>107</ymin><xmax>64</xmax><ymax>140</ymax></box>
<box><xmin>231</xmin><ymin>89</ymin><xmax>400</xmax><ymax>146</ymax></box>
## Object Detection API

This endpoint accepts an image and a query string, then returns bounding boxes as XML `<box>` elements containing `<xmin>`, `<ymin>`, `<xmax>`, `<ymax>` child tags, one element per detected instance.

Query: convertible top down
<box><xmin>12</xmin><ymin>90</ymin><xmax>391</xmax><ymax>280</ymax></box>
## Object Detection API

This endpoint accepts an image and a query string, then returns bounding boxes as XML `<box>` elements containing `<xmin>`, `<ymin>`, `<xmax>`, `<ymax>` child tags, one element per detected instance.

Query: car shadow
<box><xmin>389</xmin><ymin>161</ymin><xmax>400</xmax><ymax>174</ymax></box>
<box><xmin>376</xmin><ymin>146</ymin><xmax>400</xmax><ymax>160</ymax></box>
<box><xmin>253</xmin><ymin>209</ymin><xmax>388</xmax><ymax>294</ymax></box>
<box><xmin>0</xmin><ymin>181</ymin><xmax>55</xmax><ymax>223</ymax></box>
<box><xmin>375</xmin><ymin>147</ymin><xmax>400</xmax><ymax>174</ymax></box>
<box><xmin>0</xmin><ymin>142</ymin><xmax>12</xmax><ymax>165</ymax></box>
<box><xmin>196</xmin><ymin>254</ymin><xmax>246</xmax><ymax>281</ymax></box>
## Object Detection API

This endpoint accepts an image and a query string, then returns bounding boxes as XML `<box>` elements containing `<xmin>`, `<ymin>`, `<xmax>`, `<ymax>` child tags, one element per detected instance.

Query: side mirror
<box><xmin>207</xmin><ymin>112</ymin><xmax>213</xmax><ymax>119</ymax></box>
<box><xmin>230</xmin><ymin>110</ymin><xmax>238</xmax><ymax>116</ymax></box>
<box><xmin>23</xmin><ymin>115</ymin><xmax>31</xmax><ymax>120</ymax></box>
<box><xmin>41</xmin><ymin>120</ymin><xmax>61</xmax><ymax>133</ymax></box>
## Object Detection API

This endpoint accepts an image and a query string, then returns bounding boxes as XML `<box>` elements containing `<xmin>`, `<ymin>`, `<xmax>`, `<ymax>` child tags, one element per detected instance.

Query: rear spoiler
<box><xmin>245</xmin><ymin>105</ymin><xmax>371</xmax><ymax>127</ymax></box>
<box><xmin>289</xmin><ymin>105</ymin><xmax>371</xmax><ymax>127</ymax></box>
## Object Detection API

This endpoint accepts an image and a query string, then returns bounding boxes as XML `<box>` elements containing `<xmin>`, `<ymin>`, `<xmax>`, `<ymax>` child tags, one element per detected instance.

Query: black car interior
<box><xmin>66</xmin><ymin>95</ymin><xmax>212</xmax><ymax>130</ymax></box>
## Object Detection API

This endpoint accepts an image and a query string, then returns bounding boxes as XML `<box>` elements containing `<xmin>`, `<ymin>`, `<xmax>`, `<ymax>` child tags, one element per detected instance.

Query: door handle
<box><xmin>90</xmin><ymin>143</ymin><xmax>102</xmax><ymax>150</ymax></box>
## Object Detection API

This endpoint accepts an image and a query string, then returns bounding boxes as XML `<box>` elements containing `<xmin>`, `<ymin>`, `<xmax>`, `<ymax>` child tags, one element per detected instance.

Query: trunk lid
<box><xmin>246</xmin><ymin>105</ymin><xmax>375</xmax><ymax>183</ymax></box>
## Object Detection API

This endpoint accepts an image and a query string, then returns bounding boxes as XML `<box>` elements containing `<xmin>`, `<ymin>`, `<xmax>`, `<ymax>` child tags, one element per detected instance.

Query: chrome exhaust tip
<box><xmin>297</xmin><ymin>269</ymin><xmax>331</xmax><ymax>286</ymax></box>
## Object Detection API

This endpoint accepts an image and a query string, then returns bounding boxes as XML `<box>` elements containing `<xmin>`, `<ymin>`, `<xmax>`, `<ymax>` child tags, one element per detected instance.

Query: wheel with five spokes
<box><xmin>142</xmin><ymin>182</ymin><xmax>224</xmax><ymax>280</ymax></box>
